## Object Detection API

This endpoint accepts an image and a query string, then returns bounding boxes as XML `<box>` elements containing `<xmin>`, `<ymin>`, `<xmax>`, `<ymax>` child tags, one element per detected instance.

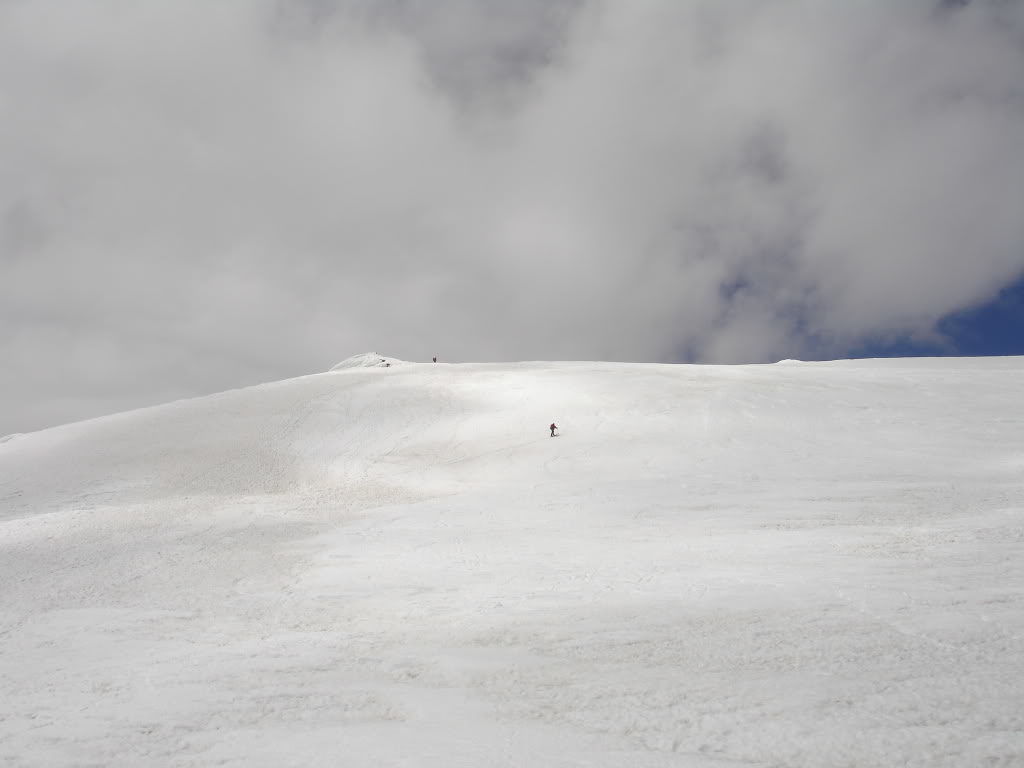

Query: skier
<box><xmin>433</xmin><ymin>356</ymin><xmax>437</xmax><ymax>363</ymax></box>
<box><xmin>549</xmin><ymin>422</ymin><xmax>558</xmax><ymax>437</ymax></box>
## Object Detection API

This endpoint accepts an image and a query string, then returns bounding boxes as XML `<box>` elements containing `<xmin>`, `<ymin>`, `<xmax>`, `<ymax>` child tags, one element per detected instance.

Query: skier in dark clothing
<box><xmin>550</xmin><ymin>423</ymin><xmax>558</xmax><ymax>437</ymax></box>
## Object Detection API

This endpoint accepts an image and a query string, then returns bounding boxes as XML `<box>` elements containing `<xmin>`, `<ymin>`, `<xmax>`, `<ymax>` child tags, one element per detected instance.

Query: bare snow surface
<box><xmin>329</xmin><ymin>353</ymin><xmax>409</xmax><ymax>371</ymax></box>
<box><xmin>1</xmin><ymin>357</ymin><xmax>1023</xmax><ymax>767</ymax></box>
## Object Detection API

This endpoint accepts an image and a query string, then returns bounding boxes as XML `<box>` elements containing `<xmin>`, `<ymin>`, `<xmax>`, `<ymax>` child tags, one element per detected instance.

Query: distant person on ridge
<box><xmin>433</xmin><ymin>356</ymin><xmax>437</xmax><ymax>363</ymax></box>
<box><xmin>550</xmin><ymin>423</ymin><xmax>558</xmax><ymax>437</ymax></box>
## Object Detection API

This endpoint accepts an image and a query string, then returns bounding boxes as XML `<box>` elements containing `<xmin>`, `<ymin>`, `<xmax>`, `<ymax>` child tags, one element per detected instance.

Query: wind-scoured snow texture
<box><xmin>329</xmin><ymin>352</ymin><xmax>409</xmax><ymax>370</ymax></box>
<box><xmin>1</xmin><ymin>358</ymin><xmax>1023</xmax><ymax>767</ymax></box>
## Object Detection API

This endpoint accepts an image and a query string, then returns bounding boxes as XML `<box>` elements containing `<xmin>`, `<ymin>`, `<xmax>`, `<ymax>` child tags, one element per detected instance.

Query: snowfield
<box><xmin>1</xmin><ymin>356</ymin><xmax>1022</xmax><ymax>767</ymax></box>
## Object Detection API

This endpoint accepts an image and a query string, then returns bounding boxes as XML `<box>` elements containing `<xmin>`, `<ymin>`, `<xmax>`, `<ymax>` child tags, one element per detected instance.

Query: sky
<box><xmin>2</xmin><ymin>0</ymin><xmax>1023</xmax><ymax>435</ymax></box>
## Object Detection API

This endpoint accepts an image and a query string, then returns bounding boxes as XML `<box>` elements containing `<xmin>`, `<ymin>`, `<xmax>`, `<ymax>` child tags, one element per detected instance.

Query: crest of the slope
<box><xmin>329</xmin><ymin>352</ymin><xmax>409</xmax><ymax>371</ymax></box>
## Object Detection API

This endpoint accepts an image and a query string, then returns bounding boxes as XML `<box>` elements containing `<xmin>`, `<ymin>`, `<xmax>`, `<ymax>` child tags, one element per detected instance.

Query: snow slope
<box><xmin>1</xmin><ymin>357</ymin><xmax>1022</xmax><ymax>767</ymax></box>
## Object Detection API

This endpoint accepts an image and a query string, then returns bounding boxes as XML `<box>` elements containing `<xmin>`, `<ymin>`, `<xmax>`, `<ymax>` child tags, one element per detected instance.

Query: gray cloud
<box><xmin>2</xmin><ymin>0</ymin><xmax>1023</xmax><ymax>433</ymax></box>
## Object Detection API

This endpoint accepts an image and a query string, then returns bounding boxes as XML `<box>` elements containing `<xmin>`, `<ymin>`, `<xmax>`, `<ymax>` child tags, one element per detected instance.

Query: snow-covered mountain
<box><xmin>1</xmin><ymin>356</ymin><xmax>1022</xmax><ymax>767</ymax></box>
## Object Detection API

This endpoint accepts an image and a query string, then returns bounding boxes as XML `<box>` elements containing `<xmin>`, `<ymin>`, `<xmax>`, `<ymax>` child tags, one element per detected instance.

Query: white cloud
<box><xmin>1</xmin><ymin>0</ymin><xmax>1022</xmax><ymax>431</ymax></box>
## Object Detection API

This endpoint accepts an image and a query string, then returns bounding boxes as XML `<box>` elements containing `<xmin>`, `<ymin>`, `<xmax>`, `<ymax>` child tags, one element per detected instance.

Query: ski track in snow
<box><xmin>1</xmin><ymin>358</ymin><xmax>1023</xmax><ymax>766</ymax></box>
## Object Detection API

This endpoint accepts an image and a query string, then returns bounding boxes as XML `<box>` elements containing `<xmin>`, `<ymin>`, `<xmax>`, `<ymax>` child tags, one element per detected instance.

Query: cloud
<box><xmin>1</xmin><ymin>0</ymin><xmax>1023</xmax><ymax>431</ymax></box>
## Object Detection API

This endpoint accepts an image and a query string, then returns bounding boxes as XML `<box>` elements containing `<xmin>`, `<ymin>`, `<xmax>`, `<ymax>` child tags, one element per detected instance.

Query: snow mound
<box><xmin>329</xmin><ymin>352</ymin><xmax>407</xmax><ymax>371</ymax></box>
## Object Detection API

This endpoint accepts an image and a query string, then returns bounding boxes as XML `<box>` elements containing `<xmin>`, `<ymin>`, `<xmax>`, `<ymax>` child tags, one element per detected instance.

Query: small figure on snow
<box><xmin>433</xmin><ymin>356</ymin><xmax>437</xmax><ymax>363</ymax></box>
<box><xmin>550</xmin><ymin>422</ymin><xmax>558</xmax><ymax>437</ymax></box>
